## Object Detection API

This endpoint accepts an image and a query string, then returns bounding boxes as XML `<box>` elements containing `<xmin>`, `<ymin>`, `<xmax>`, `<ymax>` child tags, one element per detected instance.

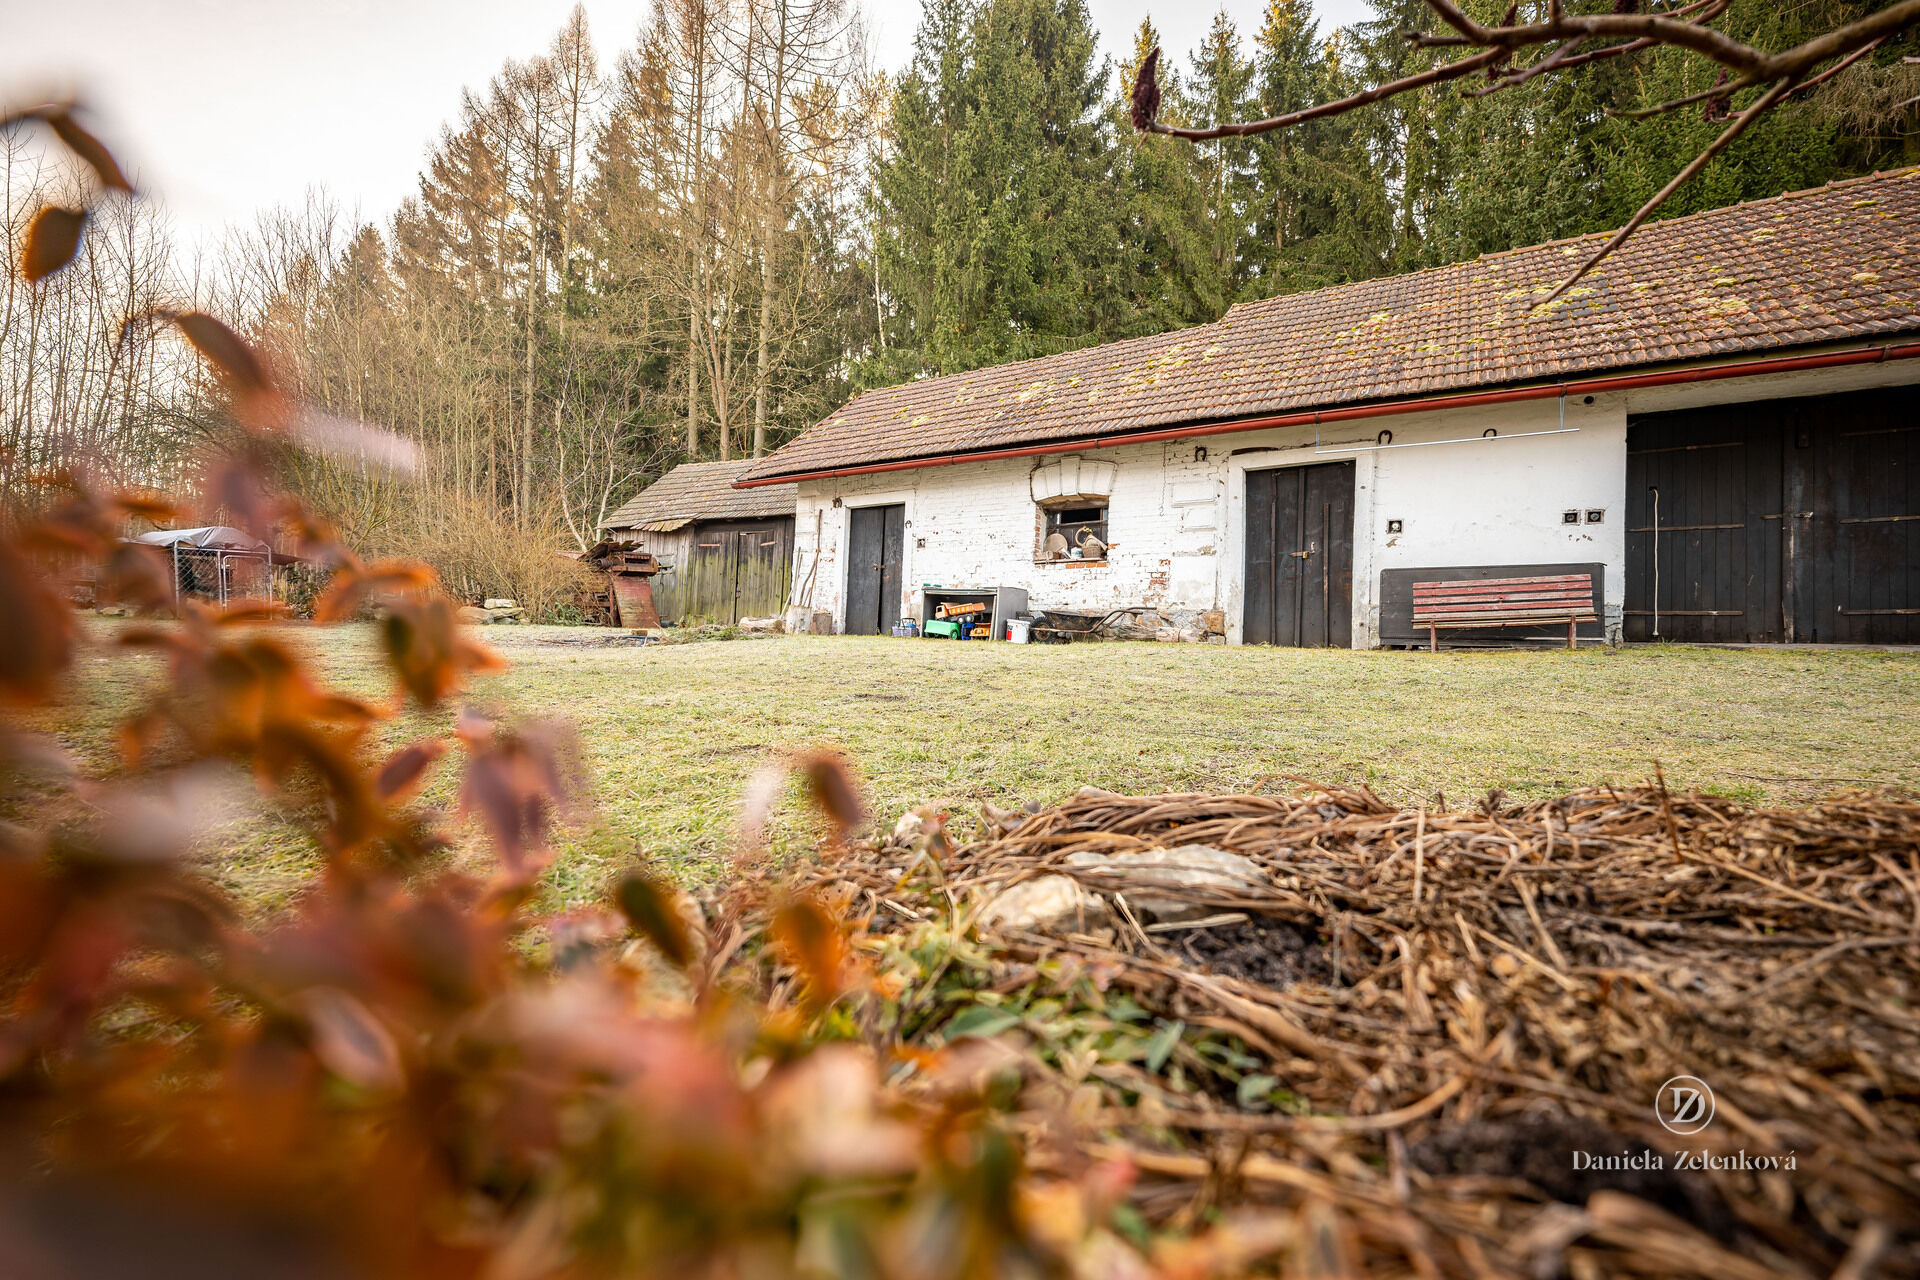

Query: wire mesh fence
<box><xmin>171</xmin><ymin>545</ymin><xmax>274</xmax><ymax>606</ymax></box>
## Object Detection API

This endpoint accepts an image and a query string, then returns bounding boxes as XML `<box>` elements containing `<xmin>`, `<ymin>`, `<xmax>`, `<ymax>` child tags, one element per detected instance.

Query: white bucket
<box><xmin>1007</xmin><ymin>617</ymin><xmax>1031</xmax><ymax>644</ymax></box>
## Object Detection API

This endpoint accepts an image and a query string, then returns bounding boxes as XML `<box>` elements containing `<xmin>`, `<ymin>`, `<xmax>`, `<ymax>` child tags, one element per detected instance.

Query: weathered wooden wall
<box><xmin>652</xmin><ymin>518</ymin><xmax>794</xmax><ymax>625</ymax></box>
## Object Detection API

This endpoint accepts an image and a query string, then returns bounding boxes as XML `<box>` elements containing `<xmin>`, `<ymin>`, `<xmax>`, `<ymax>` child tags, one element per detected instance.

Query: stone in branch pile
<box><xmin>978</xmin><ymin>841</ymin><xmax>1265</xmax><ymax>929</ymax></box>
<box><xmin>457</xmin><ymin>598</ymin><xmax>527</xmax><ymax>624</ymax></box>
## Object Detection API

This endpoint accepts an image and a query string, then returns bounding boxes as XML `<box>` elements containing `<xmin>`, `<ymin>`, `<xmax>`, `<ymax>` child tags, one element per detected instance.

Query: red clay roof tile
<box><xmin>740</xmin><ymin>169</ymin><xmax>1920</xmax><ymax>483</ymax></box>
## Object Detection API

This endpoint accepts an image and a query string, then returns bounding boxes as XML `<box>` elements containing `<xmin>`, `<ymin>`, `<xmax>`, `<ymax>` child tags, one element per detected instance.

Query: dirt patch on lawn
<box><xmin>1410</xmin><ymin>1109</ymin><xmax>1738</xmax><ymax>1241</ymax></box>
<box><xmin>1170</xmin><ymin>914</ymin><xmax>1332</xmax><ymax>988</ymax></box>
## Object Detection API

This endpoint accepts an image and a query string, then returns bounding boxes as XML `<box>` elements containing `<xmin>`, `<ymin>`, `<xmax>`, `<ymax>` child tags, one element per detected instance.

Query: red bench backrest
<box><xmin>1412</xmin><ymin>574</ymin><xmax>1596</xmax><ymax>620</ymax></box>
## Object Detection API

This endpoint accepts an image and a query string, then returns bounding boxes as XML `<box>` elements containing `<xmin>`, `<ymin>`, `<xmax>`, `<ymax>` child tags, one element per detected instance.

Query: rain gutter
<box><xmin>731</xmin><ymin>340</ymin><xmax>1920</xmax><ymax>488</ymax></box>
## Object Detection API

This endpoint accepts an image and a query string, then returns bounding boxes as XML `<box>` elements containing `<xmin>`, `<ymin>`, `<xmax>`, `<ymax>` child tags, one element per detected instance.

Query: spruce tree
<box><xmin>1343</xmin><ymin>0</ymin><xmax>1889</xmax><ymax>268</ymax></box>
<box><xmin>1243</xmin><ymin>2</ymin><xmax>1394</xmax><ymax>296</ymax></box>
<box><xmin>1181</xmin><ymin>12</ymin><xmax>1257</xmax><ymax>295</ymax></box>
<box><xmin>1109</xmin><ymin>19</ymin><xmax>1226</xmax><ymax>331</ymax></box>
<box><xmin>869</xmin><ymin>0</ymin><xmax>1126</xmax><ymax>379</ymax></box>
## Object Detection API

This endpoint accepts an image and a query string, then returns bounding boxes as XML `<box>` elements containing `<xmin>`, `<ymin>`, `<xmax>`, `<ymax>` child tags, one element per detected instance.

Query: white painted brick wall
<box><xmin>792</xmin><ymin>441</ymin><xmax>1210</xmax><ymax>629</ymax></box>
<box><xmin>783</xmin><ymin>361</ymin><xmax>1920</xmax><ymax>646</ymax></box>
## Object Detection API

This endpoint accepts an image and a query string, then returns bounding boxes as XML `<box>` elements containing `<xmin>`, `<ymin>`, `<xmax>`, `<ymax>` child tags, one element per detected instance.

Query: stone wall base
<box><xmin>1104</xmin><ymin>608</ymin><xmax>1227</xmax><ymax>644</ymax></box>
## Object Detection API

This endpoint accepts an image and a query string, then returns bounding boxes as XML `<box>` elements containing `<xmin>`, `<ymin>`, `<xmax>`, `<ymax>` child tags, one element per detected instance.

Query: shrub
<box><xmin>0</xmin><ymin>139</ymin><xmax>1067</xmax><ymax>1274</ymax></box>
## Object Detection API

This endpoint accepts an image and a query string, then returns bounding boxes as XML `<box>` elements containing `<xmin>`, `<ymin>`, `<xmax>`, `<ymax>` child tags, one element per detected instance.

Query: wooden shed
<box><xmin>600</xmin><ymin>460</ymin><xmax>798</xmax><ymax>626</ymax></box>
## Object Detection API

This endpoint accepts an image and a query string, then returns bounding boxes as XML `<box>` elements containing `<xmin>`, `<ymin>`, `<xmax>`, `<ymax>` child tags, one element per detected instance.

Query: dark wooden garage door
<box><xmin>844</xmin><ymin>503</ymin><xmax>905</xmax><ymax>636</ymax></box>
<box><xmin>1626</xmin><ymin>387</ymin><xmax>1917</xmax><ymax>643</ymax></box>
<box><xmin>1244</xmin><ymin>461</ymin><xmax>1354</xmax><ymax>646</ymax></box>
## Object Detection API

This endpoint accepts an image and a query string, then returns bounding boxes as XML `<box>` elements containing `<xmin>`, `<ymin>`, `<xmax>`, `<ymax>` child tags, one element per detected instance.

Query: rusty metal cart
<box><xmin>1028</xmin><ymin>608</ymin><xmax>1131</xmax><ymax>643</ymax></box>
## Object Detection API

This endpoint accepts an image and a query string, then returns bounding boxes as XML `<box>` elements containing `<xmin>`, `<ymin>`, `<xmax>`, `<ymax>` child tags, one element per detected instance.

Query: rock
<box><xmin>1062</xmin><ymin>843</ymin><xmax>1265</xmax><ymax>921</ymax></box>
<box><xmin>1177</xmin><ymin>626</ymin><xmax>1207</xmax><ymax>643</ymax></box>
<box><xmin>457</xmin><ymin>605</ymin><xmax>490</xmax><ymax>623</ymax></box>
<box><xmin>1132</xmin><ymin>610</ymin><xmax>1165</xmax><ymax>630</ymax></box>
<box><xmin>1202</xmin><ymin>609</ymin><xmax>1226</xmax><ymax>635</ymax></box>
<box><xmin>977</xmin><ymin>801</ymin><xmax>1027</xmax><ymax>837</ymax></box>
<box><xmin>1163</xmin><ymin>608</ymin><xmax>1203</xmax><ymax>630</ymax></box>
<box><xmin>738</xmin><ymin>615</ymin><xmax>786</xmax><ymax>634</ymax></box>
<box><xmin>483</xmin><ymin>598</ymin><xmax>518</xmax><ymax>610</ymax></box>
<box><xmin>1206</xmin><ymin>635</ymin><xmax>1227</xmax><ymax>645</ymax></box>
<box><xmin>977</xmin><ymin>874</ymin><xmax>1107</xmax><ymax>933</ymax></box>
<box><xmin>1154</xmin><ymin>626</ymin><xmax>1180</xmax><ymax>643</ymax></box>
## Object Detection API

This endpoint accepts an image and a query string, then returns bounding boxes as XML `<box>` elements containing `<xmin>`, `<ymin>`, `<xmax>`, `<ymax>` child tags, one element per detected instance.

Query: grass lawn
<box><xmin>32</xmin><ymin>621</ymin><xmax>1920</xmax><ymax>913</ymax></box>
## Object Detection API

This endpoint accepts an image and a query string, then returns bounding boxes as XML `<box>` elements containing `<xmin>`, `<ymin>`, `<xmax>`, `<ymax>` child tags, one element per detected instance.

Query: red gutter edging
<box><xmin>733</xmin><ymin>341</ymin><xmax>1920</xmax><ymax>488</ymax></box>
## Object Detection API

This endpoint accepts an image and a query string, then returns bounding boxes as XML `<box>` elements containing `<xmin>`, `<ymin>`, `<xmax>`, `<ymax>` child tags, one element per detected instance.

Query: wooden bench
<box><xmin>1411</xmin><ymin>574</ymin><xmax>1597</xmax><ymax>652</ymax></box>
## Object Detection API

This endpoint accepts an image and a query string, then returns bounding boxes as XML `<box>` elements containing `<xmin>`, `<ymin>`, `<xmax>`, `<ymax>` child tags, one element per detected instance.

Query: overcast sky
<box><xmin>3</xmin><ymin>0</ymin><xmax>1374</xmax><ymax>254</ymax></box>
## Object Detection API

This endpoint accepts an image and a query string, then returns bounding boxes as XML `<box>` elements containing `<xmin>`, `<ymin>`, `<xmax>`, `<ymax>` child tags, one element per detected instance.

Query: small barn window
<box><xmin>1030</xmin><ymin>456</ymin><xmax>1116</xmax><ymax>562</ymax></box>
<box><xmin>1041</xmin><ymin>503</ymin><xmax>1109</xmax><ymax>560</ymax></box>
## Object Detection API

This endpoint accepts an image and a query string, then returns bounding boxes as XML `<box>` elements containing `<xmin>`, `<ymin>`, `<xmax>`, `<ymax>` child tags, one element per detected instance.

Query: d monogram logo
<box><xmin>1655</xmin><ymin>1075</ymin><xmax>1715</xmax><ymax>1135</ymax></box>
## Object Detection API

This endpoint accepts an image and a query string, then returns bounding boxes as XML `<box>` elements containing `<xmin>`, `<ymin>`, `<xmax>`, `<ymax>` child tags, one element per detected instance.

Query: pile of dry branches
<box><xmin>793</xmin><ymin>783</ymin><xmax>1920</xmax><ymax>1278</ymax></box>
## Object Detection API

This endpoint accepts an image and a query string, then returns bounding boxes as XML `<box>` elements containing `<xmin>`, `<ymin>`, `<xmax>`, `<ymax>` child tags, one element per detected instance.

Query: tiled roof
<box><xmin>603</xmin><ymin>459</ymin><xmax>796</xmax><ymax>530</ymax></box>
<box><xmin>740</xmin><ymin>168</ymin><xmax>1920</xmax><ymax>483</ymax></box>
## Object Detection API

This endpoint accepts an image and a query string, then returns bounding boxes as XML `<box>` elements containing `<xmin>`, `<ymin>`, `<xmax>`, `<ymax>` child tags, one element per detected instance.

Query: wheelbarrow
<box><xmin>1027</xmin><ymin>608</ymin><xmax>1131</xmax><ymax>643</ymax></box>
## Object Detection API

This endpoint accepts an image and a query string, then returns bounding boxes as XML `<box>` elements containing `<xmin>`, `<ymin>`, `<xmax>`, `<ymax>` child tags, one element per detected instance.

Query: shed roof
<box><xmin>132</xmin><ymin>526</ymin><xmax>269</xmax><ymax>551</ymax></box>
<box><xmin>602</xmin><ymin>459</ymin><xmax>797</xmax><ymax>531</ymax></box>
<box><xmin>740</xmin><ymin>168</ymin><xmax>1920</xmax><ymax>484</ymax></box>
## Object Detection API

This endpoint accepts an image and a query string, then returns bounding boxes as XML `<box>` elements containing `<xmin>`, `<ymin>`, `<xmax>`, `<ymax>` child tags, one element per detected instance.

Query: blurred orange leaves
<box><xmin>5</xmin><ymin>102</ymin><xmax>130</xmax><ymax>282</ymax></box>
<box><xmin>770</xmin><ymin>890</ymin><xmax>850</xmax><ymax>1012</ymax></box>
<box><xmin>0</xmin><ymin>98</ymin><xmax>1077</xmax><ymax>1280</ymax></box>
<box><xmin>20</xmin><ymin>204</ymin><xmax>85</xmax><ymax>281</ymax></box>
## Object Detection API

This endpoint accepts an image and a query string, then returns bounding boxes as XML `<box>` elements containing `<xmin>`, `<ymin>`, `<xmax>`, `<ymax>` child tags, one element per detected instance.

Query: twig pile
<box><xmin>803</xmin><ymin>783</ymin><xmax>1920</xmax><ymax>1278</ymax></box>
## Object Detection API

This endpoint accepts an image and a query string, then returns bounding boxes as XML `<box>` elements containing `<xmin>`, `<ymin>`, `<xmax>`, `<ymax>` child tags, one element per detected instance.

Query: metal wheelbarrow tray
<box><xmin>1027</xmin><ymin>608</ymin><xmax>1130</xmax><ymax>643</ymax></box>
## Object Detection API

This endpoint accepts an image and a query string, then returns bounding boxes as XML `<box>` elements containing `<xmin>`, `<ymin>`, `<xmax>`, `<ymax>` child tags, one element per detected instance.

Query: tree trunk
<box><xmin>752</xmin><ymin>3</ymin><xmax>788</xmax><ymax>459</ymax></box>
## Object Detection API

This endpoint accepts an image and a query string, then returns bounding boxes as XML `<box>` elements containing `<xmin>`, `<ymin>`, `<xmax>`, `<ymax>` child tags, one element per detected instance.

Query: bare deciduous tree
<box><xmin>2</xmin><ymin>114</ymin><xmax>192</xmax><ymax>509</ymax></box>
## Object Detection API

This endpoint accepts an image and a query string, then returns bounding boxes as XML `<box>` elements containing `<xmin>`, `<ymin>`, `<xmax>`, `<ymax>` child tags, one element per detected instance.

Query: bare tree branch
<box><xmin>1783</xmin><ymin>37</ymin><xmax>1888</xmax><ymax>100</ymax></box>
<box><xmin>1605</xmin><ymin>71</ymin><xmax>1756</xmax><ymax>121</ymax></box>
<box><xmin>1468</xmin><ymin>36</ymin><xmax>1585</xmax><ymax>98</ymax></box>
<box><xmin>1135</xmin><ymin>46</ymin><xmax>1507</xmax><ymax>140</ymax></box>
<box><xmin>1132</xmin><ymin>0</ymin><xmax>1920</xmax><ymax>302</ymax></box>
<box><xmin>1537</xmin><ymin>73</ymin><xmax>1798</xmax><ymax>308</ymax></box>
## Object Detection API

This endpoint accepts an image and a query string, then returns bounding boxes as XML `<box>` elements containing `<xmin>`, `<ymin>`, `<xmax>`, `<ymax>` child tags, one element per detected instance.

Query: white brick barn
<box><xmin>738</xmin><ymin>171</ymin><xmax>1920</xmax><ymax>648</ymax></box>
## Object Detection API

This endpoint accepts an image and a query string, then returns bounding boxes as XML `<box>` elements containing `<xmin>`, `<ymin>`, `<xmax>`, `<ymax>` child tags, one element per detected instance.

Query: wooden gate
<box><xmin>675</xmin><ymin>518</ymin><xmax>794</xmax><ymax>625</ymax></box>
<box><xmin>1626</xmin><ymin>387</ymin><xmax>1916</xmax><ymax>644</ymax></box>
<box><xmin>1244</xmin><ymin>461</ymin><xmax>1355</xmax><ymax>647</ymax></box>
<box><xmin>845</xmin><ymin>504</ymin><xmax>905</xmax><ymax>636</ymax></box>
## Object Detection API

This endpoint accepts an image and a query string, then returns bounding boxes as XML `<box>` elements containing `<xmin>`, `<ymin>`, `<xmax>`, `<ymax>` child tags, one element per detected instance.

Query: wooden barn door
<box><xmin>677</xmin><ymin>520</ymin><xmax>794</xmax><ymax>625</ymax></box>
<box><xmin>680</xmin><ymin>529</ymin><xmax>737</xmax><ymax>624</ymax></box>
<box><xmin>726</xmin><ymin>519</ymin><xmax>794</xmax><ymax>622</ymax></box>
<box><xmin>1625</xmin><ymin>407</ymin><xmax>1784</xmax><ymax>643</ymax></box>
<box><xmin>1817</xmin><ymin>394</ymin><xmax>1917</xmax><ymax>643</ymax></box>
<box><xmin>1244</xmin><ymin>461</ymin><xmax>1354</xmax><ymax>647</ymax></box>
<box><xmin>1627</xmin><ymin>387</ymin><xmax>1917</xmax><ymax>644</ymax></box>
<box><xmin>845</xmin><ymin>504</ymin><xmax>905</xmax><ymax>636</ymax></box>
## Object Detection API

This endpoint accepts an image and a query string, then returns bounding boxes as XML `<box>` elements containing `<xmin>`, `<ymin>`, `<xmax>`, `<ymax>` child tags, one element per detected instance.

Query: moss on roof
<box><xmin>743</xmin><ymin>168</ymin><xmax>1920</xmax><ymax>484</ymax></box>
